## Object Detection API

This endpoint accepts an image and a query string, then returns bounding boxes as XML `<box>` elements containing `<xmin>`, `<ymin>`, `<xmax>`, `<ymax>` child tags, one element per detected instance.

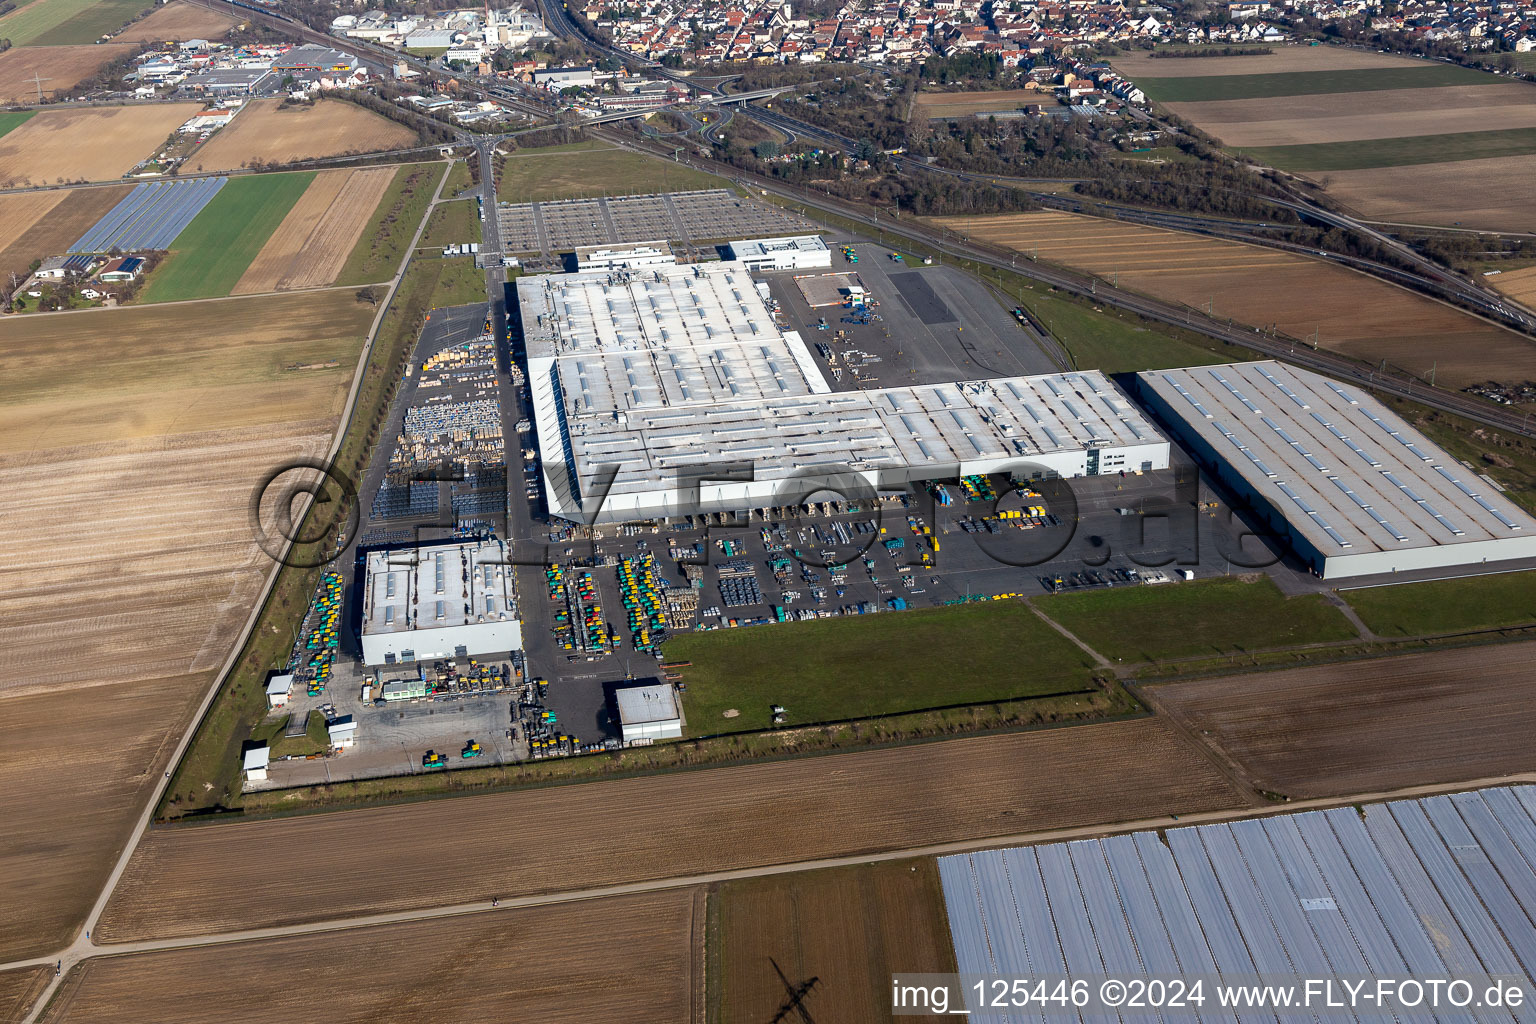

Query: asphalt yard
<box><xmin>495</xmin><ymin>189</ymin><xmax>815</xmax><ymax>255</ymax></box>
<box><xmin>526</xmin><ymin>463</ymin><xmax>1282</xmax><ymax>741</ymax></box>
<box><xmin>763</xmin><ymin>242</ymin><xmax>1063</xmax><ymax>390</ymax></box>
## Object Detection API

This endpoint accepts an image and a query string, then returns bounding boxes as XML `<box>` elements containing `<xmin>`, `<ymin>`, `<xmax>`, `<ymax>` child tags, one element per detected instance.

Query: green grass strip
<box><xmin>0</xmin><ymin>110</ymin><xmax>36</xmax><ymax>140</ymax></box>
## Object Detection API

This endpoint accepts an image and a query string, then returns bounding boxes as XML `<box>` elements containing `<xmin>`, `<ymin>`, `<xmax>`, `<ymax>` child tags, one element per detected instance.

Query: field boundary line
<box><xmin>7</xmin><ymin>770</ymin><xmax>1536</xmax><ymax>976</ymax></box>
<box><xmin>14</xmin><ymin>159</ymin><xmax>452</xmax><ymax>1024</ymax></box>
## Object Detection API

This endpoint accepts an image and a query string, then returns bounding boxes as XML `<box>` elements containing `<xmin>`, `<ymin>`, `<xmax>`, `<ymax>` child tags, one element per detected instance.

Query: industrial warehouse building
<box><xmin>725</xmin><ymin>234</ymin><xmax>832</xmax><ymax>271</ymax></box>
<box><xmin>359</xmin><ymin>540</ymin><xmax>522</xmax><ymax>666</ymax></box>
<box><xmin>519</xmin><ymin>262</ymin><xmax>1170</xmax><ymax>523</ymax></box>
<box><xmin>614</xmin><ymin>683</ymin><xmax>684</xmax><ymax>744</ymax></box>
<box><xmin>1136</xmin><ymin>361</ymin><xmax>1536</xmax><ymax>578</ymax></box>
<box><xmin>574</xmin><ymin>240</ymin><xmax>675</xmax><ymax>272</ymax></box>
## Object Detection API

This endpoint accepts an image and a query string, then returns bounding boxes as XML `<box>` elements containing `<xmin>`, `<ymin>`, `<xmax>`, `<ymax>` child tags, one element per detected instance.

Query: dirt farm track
<box><xmin>95</xmin><ymin>718</ymin><xmax>1246</xmax><ymax>942</ymax></box>
<box><xmin>185</xmin><ymin>98</ymin><xmax>416</xmax><ymax>173</ymax></box>
<box><xmin>0</xmin><ymin>104</ymin><xmax>200</xmax><ymax>186</ymax></box>
<box><xmin>41</xmin><ymin>892</ymin><xmax>703</xmax><ymax>1024</ymax></box>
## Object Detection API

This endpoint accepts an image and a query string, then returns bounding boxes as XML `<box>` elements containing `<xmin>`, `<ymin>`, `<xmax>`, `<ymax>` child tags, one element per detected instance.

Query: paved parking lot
<box><xmin>495</xmin><ymin>189</ymin><xmax>815</xmax><ymax>255</ymax></box>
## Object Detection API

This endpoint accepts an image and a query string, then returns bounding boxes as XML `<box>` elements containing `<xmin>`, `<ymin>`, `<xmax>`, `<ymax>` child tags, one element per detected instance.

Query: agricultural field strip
<box><xmin>35</xmin><ymin>891</ymin><xmax>699</xmax><ymax>1024</ymax></box>
<box><xmin>928</xmin><ymin>209</ymin><xmax>1536</xmax><ymax>388</ymax></box>
<box><xmin>0</xmin><ymin>104</ymin><xmax>199</xmax><ymax>186</ymax></box>
<box><xmin>70</xmin><ymin>177</ymin><xmax>228</xmax><ymax>253</ymax></box>
<box><xmin>1109</xmin><ymin>47</ymin><xmax>1429</xmax><ymax>78</ymax></box>
<box><xmin>233</xmin><ymin>166</ymin><xmax>395</xmax><ymax>294</ymax></box>
<box><xmin>1200</xmin><ymin>104</ymin><xmax>1536</xmax><ymax>149</ymax></box>
<box><xmin>1239</xmin><ymin>126</ymin><xmax>1536</xmax><ymax>172</ymax></box>
<box><xmin>186</xmin><ymin>99</ymin><xmax>416</xmax><ymax>174</ymax></box>
<box><xmin>94</xmin><ymin>720</ymin><xmax>1242</xmax><ymax>942</ymax></box>
<box><xmin>1164</xmin><ymin>82</ymin><xmax>1536</xmax><ymax>125</ymax></box>
<box><xmin>1133</xmin><ymin>64</ymin><xmax>1494</xmax><ymax>103</ymax></box>
<box><xmin>1319</xmin><ymin>156</ymin><xmax>1536</xmax><ymax>234</ymax></box>
<box><xmin>19</xmin><ymin>764</ymin><xmax>1536</xmax><ymax>974</ymax></box>
<box><xmin>0</xmin><ymin>189</ymin><xmax>66</xmax><ymax>240</ymax></box>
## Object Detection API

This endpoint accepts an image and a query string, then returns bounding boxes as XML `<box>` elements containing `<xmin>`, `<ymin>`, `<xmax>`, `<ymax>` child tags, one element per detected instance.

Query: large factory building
<box><xmin>359</xmin><ymin>540</ymin><xmax>522</xmax><ymax>665</ymax></box>
<box><xmin>519</xmin><ymin>261</ymin><xmax>1170</xmax><ymax>523</ymax></box>
<box><xmin>1136</xmin><ymin>361</ymin><xmax>1536</xmax><ymax>578</ymax></box>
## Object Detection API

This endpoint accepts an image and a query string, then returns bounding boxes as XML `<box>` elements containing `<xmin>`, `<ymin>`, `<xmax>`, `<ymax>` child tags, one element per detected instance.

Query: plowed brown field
<box><xmin>929</xmin><ymin>210</ymin><xmax>1536</xmax><ymax>386</ymax></box>
<box><xmin>1488</xmin><ymin>265</ymin><xmax>1536</xmax><ymax>306</ymax></box>
<box><xmin>1200</xmin><ymin>102</ymin><xmax>1536</xmax><ymax>148</ymax></box>
<box><xmin>0</xmin><ymin>104</ymin><xmax>199</xmax><ymax>185</ymax></box>
<box><xmin>1110</xmin><ymin>46</ymin><xmax>1425</xmax><ymax>78</ymax></box>
<box><xmin>233</xmin><ymin>165</ymin><xmax>395</xmax><ymax>293</ymax></box>
<box><xmin>185</xmin><ymin>98</ymin><xmax>415</xmax><ymax>173</ymax></box>
<box><xmin>0</xmin><ymin>968</ymin><xmax>50</xmax><ymax>1024</ymax></box>
<box><xmin>716</xmin><ymin>860</ymin><xmax>956</xmax><ymax>1023</ymax></box>
<box><xmin>1164</xmin><ymin>82</ymin><xmax>1535</xmax><ymax>126</ymax></box>
<box><xmin>1322</xmin><ymin>156</ymin><xmax>1536</xmax><ymax>233</ymax></box>
<box><xmin>95</xmin><ymin>718</ymin><xmax>1247</xmax><ymax>942</ymax></box>
<box><xmin>1153</xmin><ymin>641</ymin><xmax>1536</xmax><ymax>799</ymax></box>
<box><xmin>0</xmin><ymin>183</ymin><xmax>128</xmax><ymax>286</ymax></box>
<box><xmin>42</xmin><ymin>891</ymin><xmax>702</xmax><ymax>1024</ymax></box>
<box><xmin>0</xmin><ymin>290</ymin><xmax>370</xmax><ymax>961</ymax></box>
<box><xmin>113</xmin><ymin>0</ymin><xmax>236</xmax><ymax>41</ymax></box>
<box><xmin>913</xmin><ymin>88</ymin><xmax>1048</xmax><ymax>118</ymax></box>
<box><xmin>0</xmin><ymin>44</ymin><xmax>135</xmax><ymax>103</ymax></box>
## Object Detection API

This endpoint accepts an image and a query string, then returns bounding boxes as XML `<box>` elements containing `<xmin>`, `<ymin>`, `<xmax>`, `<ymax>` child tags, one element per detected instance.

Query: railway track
<box><xmin>603</xmin><ymin>125</ymin><xmax>1536</xmax><ymax>441</ymax></box>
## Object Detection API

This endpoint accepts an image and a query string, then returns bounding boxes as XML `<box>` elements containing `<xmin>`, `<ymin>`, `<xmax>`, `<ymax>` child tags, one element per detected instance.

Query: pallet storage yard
<box><xmin>360</xmin><ymin>540</ymin><xmax>522</xmax><ymax>666</ymax></box>
<box><xmin>520</xmin><ymin>261</ymin><xmax>1170</xmax><ymax>523</ymax></box>
<box><xmin>1135</xmin><ymin>361</ymin><xmax>1536</xmax><ymax>578</ymax></box>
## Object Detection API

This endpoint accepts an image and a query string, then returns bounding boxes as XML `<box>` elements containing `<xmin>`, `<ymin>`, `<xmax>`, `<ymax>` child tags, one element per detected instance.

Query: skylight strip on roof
<box><xmin>1382</xmin><ymin>472</ymin><xmax>1464</xmax><ymax>537</ymax></box>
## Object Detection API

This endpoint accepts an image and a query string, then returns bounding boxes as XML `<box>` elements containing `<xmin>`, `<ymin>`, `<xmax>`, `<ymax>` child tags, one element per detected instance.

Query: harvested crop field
<box><xmin>0</xmin><ymin>290</ymin><xmax>370</xmax><ymax>452</ymax></box>
<box><xmin>1110</xmin><ymin>46</ymin><xmax>1426</xmax><ymax>78</ymax></box>
<box><xmin>1153</xmin><ymin>640</ymin><xmax>1536</xmax><ymax>798</ymax></box>
<box><xmin>96</xmin><ymin>718</ymin><xmax>1246</xmax><ymax>942</ymax></box>
<box><xmin>0</xmin><ymin>674</ymin><xmax>207</xmax><ymax>961</ymax></box>
<box><xmin>0</xmin><ymin>184</ymin><xmax>130</xmax><ymax>287</ymax></box>
<box><xmin>927</xmin><ymin>210</ymin><xmax>1536</xmax><ymax>386</ymax></box>
<box><xmin>186</xmin><ymin>98</ymin><xmax>416</xmax><ymax>173</ymax></box>
<box><xmin>1164</xmin><ymin>82</ymin><xmax>1536</xmax><ymax>131</ymax></box>
<box><xmin>1130</xmin><ymin>64</ymin><xmax>1490</xmax><ymax>103</ymax></box>
<box><xmin>1487</xmin><ymin>265</ymin><xmax>1536</xmax><ymax>306</ymax></box>
<box><xmin>113</xmin><ymin>0</ymin><xmax>236</xmax><ymax>41</ymax></box>
<box><xmin>1194</xmin><ymin>101</ymin><xmax>1536</xmax><ymax>149</ymax></box>
<box><xmin>714</xmin><ymin>860</ymin><xmax>955</xmax><ymax>1024</ymax></box>
<box><xmin>1320</xmin><ymin>155</ymin><xmax>1536</xmax><ymax>232</ymax></box>
<box><xmin>44</xmin><ymin>891</ymin><xmax>702</xmax><ymax>1024</ymax></box>
<box><xmin>913</xmin><ymin>88</ymin><xmax>1046</xmax><ymax>118</ymax></box>
<box><xmin>0</xmin><ymin>103</ymin><xmax>199</xmax><ymax>186</ymax></box>
<box><xmin>0</xmin><ymin>43</ymin><xmax>135</xmax><ymax>103</ymax></box>
<box><xmin>0</xmin><ymin>290</ymin><xmax>370</xmax><ymax>960</ymax></box>
<box><xmin>0</xmin><ymin>968</ymin><xmax>49</xmax><ymax>1024</ymax></box>
<box><xmin>233</xmin><ymin>166</ymin><xmax>396</xmax><ymax>293</ymax></box>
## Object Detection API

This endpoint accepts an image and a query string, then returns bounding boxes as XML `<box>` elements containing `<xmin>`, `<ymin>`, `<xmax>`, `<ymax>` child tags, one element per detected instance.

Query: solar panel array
<box><xmin>70</xmin><ymin>177</ymin><xmax>227</xmax><ymax>254</ymax></box>
<box><xmin>941</xmin><ymin>787</ymin><xmax>1536</xmax><ymax>1022</ymax></box>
